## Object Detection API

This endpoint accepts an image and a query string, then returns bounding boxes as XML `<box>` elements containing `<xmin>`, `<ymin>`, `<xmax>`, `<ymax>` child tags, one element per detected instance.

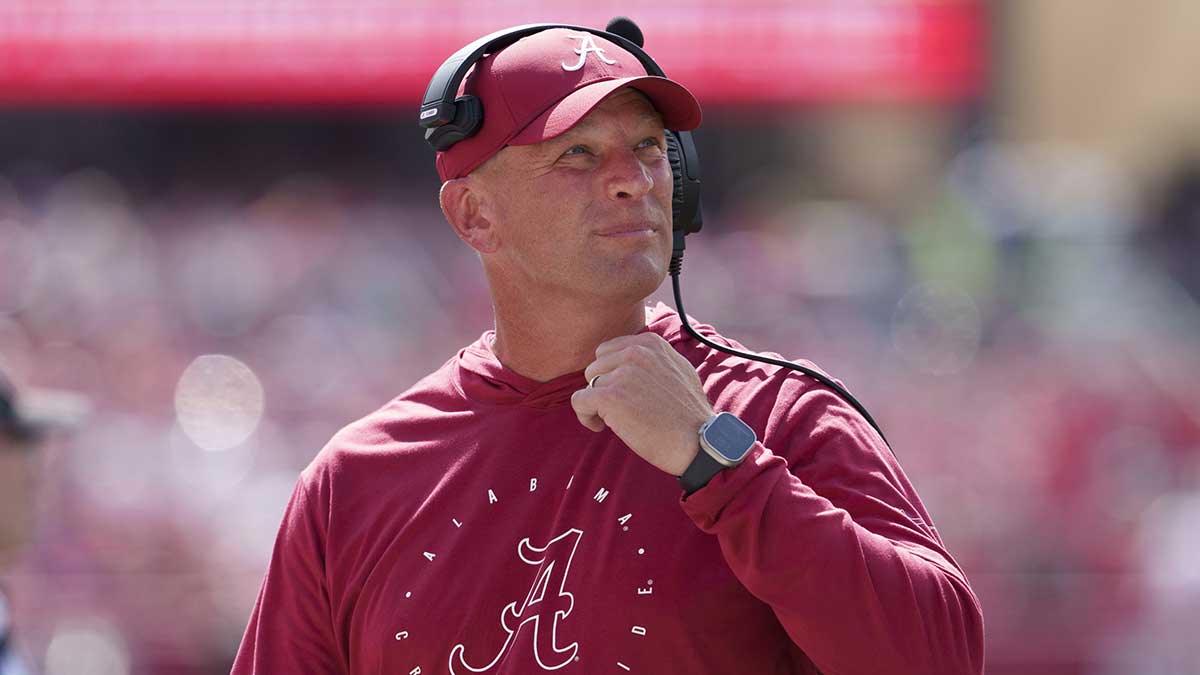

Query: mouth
<box><xmin>594</xmin><ymin>222</ymin><xmax>659</xmax><ymax>238</ymax></box>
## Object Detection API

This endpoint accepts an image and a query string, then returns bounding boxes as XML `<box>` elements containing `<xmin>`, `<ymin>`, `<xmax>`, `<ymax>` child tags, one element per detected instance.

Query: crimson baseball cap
<box><xmin>435</xmin><ymin>28</ymin><xmax>703</xmax><ymax>181</ymax></box>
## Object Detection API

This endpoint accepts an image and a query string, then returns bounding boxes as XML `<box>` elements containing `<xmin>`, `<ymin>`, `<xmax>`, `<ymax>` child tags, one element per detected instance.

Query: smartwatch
<box><xmin>679</xmin><ymin>412</ymin><xmax>757</xmax><ymax>496</ymax></box>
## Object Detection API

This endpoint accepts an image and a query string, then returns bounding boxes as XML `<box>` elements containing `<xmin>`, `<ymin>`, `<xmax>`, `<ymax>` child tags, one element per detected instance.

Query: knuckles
<box><xmin>591</xmin><ymin>365</ymin><xmax>629</xmax><ymax>397</ymax></box>
<box><xmin>628</xmin><ymin>344</ymin><xmax>653</xmax><ymax>366</ymax></box>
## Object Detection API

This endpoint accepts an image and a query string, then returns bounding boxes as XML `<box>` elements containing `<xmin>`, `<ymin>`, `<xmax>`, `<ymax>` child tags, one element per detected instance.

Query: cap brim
<box><xmin>508</xmin><ymin>75</ymin><xmax>702</xmax><ymax>146</ymax></box>
<box><xmin>8</xmin><ymin>388</ymin><xmax>92</xmax><ymax>441</ymax></box>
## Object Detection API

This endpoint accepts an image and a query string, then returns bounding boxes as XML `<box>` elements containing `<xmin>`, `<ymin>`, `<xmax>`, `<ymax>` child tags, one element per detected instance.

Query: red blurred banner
<box><xmin>0</xmin><ymin>1</ymin><xmax>986</xmax><ymax>107</ymax></box>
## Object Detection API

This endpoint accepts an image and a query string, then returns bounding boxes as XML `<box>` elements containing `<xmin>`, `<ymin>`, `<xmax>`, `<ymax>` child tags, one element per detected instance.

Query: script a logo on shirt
<box><xmin>449</xmin><ymin>528</ymin><xmax>584</xmax><ymax>673</ymax></box>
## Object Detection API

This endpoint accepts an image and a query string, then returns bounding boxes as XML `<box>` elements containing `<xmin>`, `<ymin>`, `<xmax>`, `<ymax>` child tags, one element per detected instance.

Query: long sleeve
<box><xmin>232</xmin><ymin>467</ymin><xmax>348</xmax><ymax>675</ymax></box>
<box><xmin>680</xmin><ymin>386</ymin><xmax>985</xmax><ymax>675</ymax></box>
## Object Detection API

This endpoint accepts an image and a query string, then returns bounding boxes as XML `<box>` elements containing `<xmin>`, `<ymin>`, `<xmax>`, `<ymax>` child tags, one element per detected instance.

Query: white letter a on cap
<box><xmin>562</xmin><ymin>33</ymin><xmax>618</xmax><ymax>72</ymax></box>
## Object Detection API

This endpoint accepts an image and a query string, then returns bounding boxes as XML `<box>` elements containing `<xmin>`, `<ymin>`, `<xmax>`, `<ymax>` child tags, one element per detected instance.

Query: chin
<box><xmin>583</xmin><ymin>243</ymin><xmax>668</xmax><ymax>288</ymax></box>
<box><xmin>616</xmin><ymin>266</ymin><xmax>667</xmax><ymax>301</ymax></box>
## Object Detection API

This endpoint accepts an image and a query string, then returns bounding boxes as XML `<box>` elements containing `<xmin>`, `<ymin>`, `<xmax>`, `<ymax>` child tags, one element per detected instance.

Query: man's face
<box><xmin>471</xmin><ymin>88</ymin><xmax>675</xmax><ymax>305</ymax></box>
<box><xmin>0</xmin><ymin>436</ymin><xmax>38</xmax><ymax>565</ymax></box>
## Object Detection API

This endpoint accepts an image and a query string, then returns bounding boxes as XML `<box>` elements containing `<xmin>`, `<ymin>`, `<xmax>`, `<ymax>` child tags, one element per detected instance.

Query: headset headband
<box><xmin>418</xmin><ymin>23</ymin><xmax>663</xmax><ymax>133</ymax></box>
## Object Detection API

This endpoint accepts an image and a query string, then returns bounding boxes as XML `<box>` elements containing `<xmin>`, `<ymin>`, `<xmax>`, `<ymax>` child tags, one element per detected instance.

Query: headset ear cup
<box><xmin>452</xmin><ymin>95</ymin><xmax>484</xmax><ymax>140</ymax></box>
<box><xmin>426</xmin><ymin>95</ymin><xmax>484</xmax><ymax>151</ymax></box>
<box><xmin>665</xmin><ymin>131</ymin><xmax>702</xmax><ymax>234</ymax></box>
<box><xmin>427</xmin><ymin>125</ymin><xmax>464</xmax><ymax>151</ymax></box>
<box><xmin>665</xmin><ymin>132</ymin><xmax>687</xmax><ymax>231</ymax></box>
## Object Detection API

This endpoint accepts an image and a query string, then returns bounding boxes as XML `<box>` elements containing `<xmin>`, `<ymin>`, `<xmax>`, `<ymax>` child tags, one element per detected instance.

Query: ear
<box><xmin>440</xmin><ymin>178</ymin><xmax>500</xmax><ymax>255</ymax></box>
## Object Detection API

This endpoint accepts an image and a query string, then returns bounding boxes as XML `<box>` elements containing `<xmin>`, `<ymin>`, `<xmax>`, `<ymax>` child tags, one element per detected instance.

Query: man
<box><xmin>233</xmin><ymin>27</ymin><xmax>984</xmax><ymax>674</ymax></box>
<box><xmin>1</xmin><ymin>365</ymin><xmax>89</xmax><ymax>675</ymax></box>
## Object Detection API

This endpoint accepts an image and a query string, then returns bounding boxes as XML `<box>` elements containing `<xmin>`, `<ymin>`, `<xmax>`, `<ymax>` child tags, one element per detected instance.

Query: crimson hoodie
<box><xmin>232</xmin><ymin>301</ymin><xmax>984</xmax><ymax>675</ymax></box>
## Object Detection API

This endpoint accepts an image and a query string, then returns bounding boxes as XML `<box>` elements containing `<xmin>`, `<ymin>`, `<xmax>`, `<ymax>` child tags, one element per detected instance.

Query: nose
<box><xmin>604</xmin><ymin>150</ymin><xmax>654</xmax><ymax>202</ymax></box>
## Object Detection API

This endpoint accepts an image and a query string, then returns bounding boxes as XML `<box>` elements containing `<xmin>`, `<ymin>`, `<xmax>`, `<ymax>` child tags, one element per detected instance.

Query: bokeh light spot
<box><xmin>45</xmin><ymin>619</ymin><xmax>130</xmax><ymax>675</ymax></box>
<box><xmin>174</xmin><ymin>354</ymin><xmax>265</xmax><ymax>451</ymax></box>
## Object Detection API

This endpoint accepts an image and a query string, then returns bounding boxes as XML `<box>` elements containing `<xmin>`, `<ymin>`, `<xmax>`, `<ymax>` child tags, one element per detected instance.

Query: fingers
<box><xmin>570</xmin><ymin>387</ymin><xmax>607</xmax><ymax>432</ymax></box>
<box><xmin>588</xmin><ymin>333</ymin><xmax>667</xmax><ymax>380</ymax></box>
<box><xmin>593</xmin><ymin>331</ymin><xmax>664</xmax><ymax>359</ymax></box>
<box><xmin>574</xmin><ymin>345</ymin><xmax>629</xmax><ymax>434</ymax></box>
<box><xmin>582</xmin><ymin>351</ymin><xmax>624</xmax><ymax>385</ymax></box>
<box><xmin>575</xmin><ymin>333</ymin><xmax>672</xmax><ymax>434</ymax></box>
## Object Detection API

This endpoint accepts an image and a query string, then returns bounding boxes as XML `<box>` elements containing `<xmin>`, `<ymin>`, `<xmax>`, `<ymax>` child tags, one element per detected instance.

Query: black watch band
<box><xmin>679</xmin><ymin>447</ymin><xmax>726</xmax><ymax>496</ymax></box>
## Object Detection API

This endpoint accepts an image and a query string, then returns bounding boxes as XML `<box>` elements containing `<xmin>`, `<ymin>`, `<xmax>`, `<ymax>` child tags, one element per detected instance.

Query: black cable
<box><xmin>668</xmin><ymin>229</ymin><xmax>893</xmax><ymax>451</ymax></box>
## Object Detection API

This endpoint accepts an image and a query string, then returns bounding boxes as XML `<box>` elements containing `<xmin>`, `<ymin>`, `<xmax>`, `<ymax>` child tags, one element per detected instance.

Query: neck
<box><xmin>488</xmin><ymin>293</ymin><xmax>650</xmax><ymax>383</ymax></box>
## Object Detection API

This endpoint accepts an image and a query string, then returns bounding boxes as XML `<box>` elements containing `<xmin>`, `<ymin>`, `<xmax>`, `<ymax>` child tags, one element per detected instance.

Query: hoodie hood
<box><xmin>453</xmin><ymin>301</ymin><xmax>708</xmax><ymax>409</ymax></box>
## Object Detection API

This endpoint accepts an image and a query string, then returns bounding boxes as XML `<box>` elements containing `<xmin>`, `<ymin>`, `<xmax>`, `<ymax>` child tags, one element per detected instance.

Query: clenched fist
<box><xmin>571</xmin><ymin>332</ymin><xmax>715</xmax><ymax>476</ymax></box>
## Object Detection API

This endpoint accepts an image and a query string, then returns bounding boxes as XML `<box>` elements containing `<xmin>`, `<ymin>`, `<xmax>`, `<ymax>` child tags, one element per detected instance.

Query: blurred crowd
<box><xmin>0</xmin><ymin>128</ymin><xmax>1198</xmax><ymax>674</ymax></box>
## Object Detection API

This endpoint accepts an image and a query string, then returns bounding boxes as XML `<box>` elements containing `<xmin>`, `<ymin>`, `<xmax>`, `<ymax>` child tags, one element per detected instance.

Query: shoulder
<box><xmin>667</xmin><ymin>313</ymin><xmax>842</xmax><ymax>409</ymax></box>
<box><xmin>653</xmin><ymin>303</ymin><xmax>843</xmax><ymax>404</ymax></box>
<box><xmin>299</xmin><ymin>356</ymin><xmax>466</xmax><ymax>488</ymax></box>
<box><xmin>666</xmin><ymin>313</ymin><xmax>882</xmax><ymax>463</ymax></box>
<box><xmin>712</xmin><ymin>347</ymin><xmax>860</xmax><ymax>447</ymax></box>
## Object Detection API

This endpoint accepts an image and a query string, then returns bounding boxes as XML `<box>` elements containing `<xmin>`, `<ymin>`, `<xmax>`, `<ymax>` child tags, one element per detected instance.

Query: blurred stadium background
<box><xmin>1</xmin><ymin>1</ymin><xmax>1199</xmax><ymax>673</ymax></box>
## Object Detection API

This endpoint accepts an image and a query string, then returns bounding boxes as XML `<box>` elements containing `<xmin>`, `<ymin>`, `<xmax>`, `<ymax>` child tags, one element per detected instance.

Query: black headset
<box><xmin>420</xmin><ymin>18</ymin><xmax>894</xmax><ymax>454</ymax></box>
<box><xmin>419</xmin><ymin>19</ymin><xmax>703</xmax><ymax>238</ymax></box>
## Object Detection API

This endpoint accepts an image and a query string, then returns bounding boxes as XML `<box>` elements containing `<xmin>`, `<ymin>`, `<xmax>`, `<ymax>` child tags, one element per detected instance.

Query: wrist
<box><xmin>679</xmin><ymin>412</ymin><xmax>757</xmax><ymax>495</ymax></box>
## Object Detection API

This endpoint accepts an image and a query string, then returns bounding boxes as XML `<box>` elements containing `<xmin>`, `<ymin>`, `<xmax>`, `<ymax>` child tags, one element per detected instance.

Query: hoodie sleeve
<box><xmin>231</xmin><ymin>465</ymin><xmax>348</xmax><ymax>675</ymax></box>
<box><xmin>679</xmin><ymin>385</ymin><xmax>985</xmax><ymax>675</ymax></box>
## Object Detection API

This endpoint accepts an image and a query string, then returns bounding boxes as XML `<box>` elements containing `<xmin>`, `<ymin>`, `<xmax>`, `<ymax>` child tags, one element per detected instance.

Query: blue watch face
<box><xmin>703</xmin><ymin>412</ymin><xmax>757</xmax><ymax>462</ymax></box>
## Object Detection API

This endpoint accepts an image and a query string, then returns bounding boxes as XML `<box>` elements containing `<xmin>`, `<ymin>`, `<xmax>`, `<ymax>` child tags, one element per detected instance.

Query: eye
<box><xmin>559</xmin><ymin>139</ymin><xmax>662</xmax><ymax>161</ymax></box>
<box><xmin>638</xmin><ymin>137</ymin><xmax>665</xmax><ymax>152</ymax></box>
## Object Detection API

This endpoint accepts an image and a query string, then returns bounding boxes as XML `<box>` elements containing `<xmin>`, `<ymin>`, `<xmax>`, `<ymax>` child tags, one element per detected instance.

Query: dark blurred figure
<box><xmin>0</xmin><ymin>364</ymin><xmax>89</xmax><ymax>675</ymax></box>
<box><xmin>1145</xmin><ymin>158</ymin><xmax>1200</xmax><ymax>302</ymax></box>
